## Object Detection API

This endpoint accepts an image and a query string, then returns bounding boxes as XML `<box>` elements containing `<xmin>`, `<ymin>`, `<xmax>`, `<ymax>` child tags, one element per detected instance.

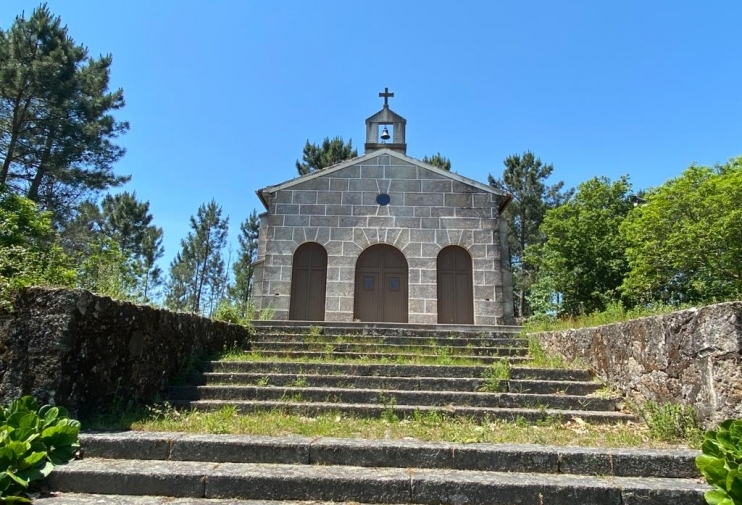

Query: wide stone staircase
<box><xmin>39</xmin><ymin>321</ymin><xmax>709</xmax><ymax>504</ymax></box>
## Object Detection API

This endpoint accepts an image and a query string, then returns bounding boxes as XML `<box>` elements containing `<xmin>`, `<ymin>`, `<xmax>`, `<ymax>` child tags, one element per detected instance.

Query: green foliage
<box><xmin>0</xmin><ymin>188</ymin><xmax>74</xmax><ymax>304</ymax></box>
<box><xmin>479</xmin><ymin>360</ymin><xmax>511</xmax><ymax>392</ymax></box>
<box><xmin>166</xmin><ymin>200</ymin><xmax>229</xmax><ymax>315</ymax></box>
<box><xmin>489</xmin><ymin>151</ymin><xmax>572</xmax><ymax>318</ymax></box>
<box><xmin>0</xmin><ymin>5</ymin><xmax>129</xmax><ymax>224</ymax></box>
<box><xmin>641</xmin><ymin>401</ymin><xmax>701</xmax><ymax>443</ymax></box>
<box><xmin>621</xmin><ymin>157</ymin><xmax>742</xmax><ymax>305</ymax></box>
<box><xmin>228</xmin><ymin>210</ymin><xmax>260</xmax><ymax>315</ymax></box>
<box><xmin>529</xmin><ymin>175</ymin><xmax>634</xmax><ymax>316</ymax></box>
<box><xmin>0</xmin><ymin>396</ymin><xmax>80</xmax><ymax>503</ymax></box>
<box><xmin>422</xmin><ymin>152</ymin><xmax>452</xmax><ymax>171</ymax></box>
<box><xmin>697</xmin><ymin>418</ymin><xmax>742</xmax><ymax>505</ymax></box>
<box><xmin>295</xmin><ymin>136</ymin><xmax>357</xmax><ymax>175</ymax></box>
<box><xmin>526</xmin><ymin>337</ymin><xmax>568</xmax><ymax>368</ymax></box>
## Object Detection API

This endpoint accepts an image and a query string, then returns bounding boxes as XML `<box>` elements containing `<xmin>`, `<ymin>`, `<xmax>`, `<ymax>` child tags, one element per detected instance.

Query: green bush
<box><xmin>0</xmin><ymin>396</ymin><xmax>80</xmax><ymax>503</ymax></box>
<box><xmin>696</xmin><ymin>418</ymin><xmax>742</xmax><ymax>505</ymax></box>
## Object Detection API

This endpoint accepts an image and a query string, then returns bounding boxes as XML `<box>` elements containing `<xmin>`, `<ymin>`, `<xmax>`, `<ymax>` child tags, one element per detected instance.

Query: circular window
<box><xmin>376</xmin><ymin>194</ymin><xmax>391</xmax><ymax>206</ymax></box>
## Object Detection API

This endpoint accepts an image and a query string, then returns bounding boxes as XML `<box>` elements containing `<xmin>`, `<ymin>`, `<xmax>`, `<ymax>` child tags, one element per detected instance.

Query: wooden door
<box><xmin>289</xmin><ymin>242</ymin><xmax>327</xmax><ymax>321</ymax></box>
<box><xmin>354</xmin><ymin>245</ymin><xmax>408</xmax><ymax>323</ymax></box>
<box><xmin>437</xmin><ymin>246</ymin><xmax>474</xmax><ymax>324</ymax></box>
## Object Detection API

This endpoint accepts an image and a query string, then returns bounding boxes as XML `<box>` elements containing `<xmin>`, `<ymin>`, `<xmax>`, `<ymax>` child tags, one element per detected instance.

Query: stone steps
<box><xmin>246</xmin><ymin>349</ymin><xmax>531</xmax><ymax>364</ymax></box>
<box><xmin>249</xmin><ymin>321</ymin><xmax>522</xmax><ymax>338</ymax></box>
<box><xmin>250</xmin><ymin>334</ymin><xmax>527</xmax><ymax>347</ymax></box>
<box><xmin>192</xmin><ymin>372</ymin><xmax>602</xmax><ymax>395</ymax></box>
<box><xmin>250</xmin><ymin>341</ymin><xmax>529</xmax><ymax>356</ymax></box>
<box><xmin>169</xmin><ymin>385</ymin><xmax>617</xmax><ymax>411</ymax></box>
<box><xmin>42</xmin><ymin>433</ymin><xmax>707</xmax><ymax>504</ymax></box>
<box><xmin>206</xmin><ymin>361</ymin><xmax>594</xmax><ymax>381</ymax></box>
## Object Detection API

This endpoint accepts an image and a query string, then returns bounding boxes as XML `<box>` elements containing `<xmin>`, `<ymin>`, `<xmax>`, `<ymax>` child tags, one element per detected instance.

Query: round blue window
<box><xmin>376</xmin><ymin>194</ymin><xmax>391</xmax><ymax>206</ymax></box>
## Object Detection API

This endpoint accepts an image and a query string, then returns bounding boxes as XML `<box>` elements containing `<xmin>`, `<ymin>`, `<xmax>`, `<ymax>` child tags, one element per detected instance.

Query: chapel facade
<box><xmin>252</xmin><ymin>90</ymin><xmax>514</xmax><ymax>325</ymax></box>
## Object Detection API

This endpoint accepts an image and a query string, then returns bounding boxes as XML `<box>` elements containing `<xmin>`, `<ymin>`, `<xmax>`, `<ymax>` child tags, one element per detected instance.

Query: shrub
<box><xmin>641</xmin><ymin>401</ymin><xmax>701</xmax><ymax>443</ymax></box>
<box><xmin>0</xmin><ymin>396</ymin><xmax>80</xmax><ymax>503</ymax></box>
<box><xmin>696</xmin><ymin>418</ymin><xmax>742</xmax><ymax>505</ymax></box>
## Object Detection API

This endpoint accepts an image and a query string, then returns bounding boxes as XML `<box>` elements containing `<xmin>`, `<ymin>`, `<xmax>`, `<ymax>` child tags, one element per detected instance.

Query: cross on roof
<box><xmin>379</xmin><ymin>87</ymin><xmax>394</xmax><ymax>107</ymax></box>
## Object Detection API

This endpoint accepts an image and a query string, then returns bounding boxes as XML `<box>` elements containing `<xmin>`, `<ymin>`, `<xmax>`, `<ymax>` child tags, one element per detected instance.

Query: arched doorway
<box><xmin>437</xmin><ymin>246</ymin><xmax>474</xmax><ymax>324</ymax></box>
<box><xmin>289</xmin><ymin>242</ymin><xmax>327</xmax><ymax>321</ymax></box>
<box><xmin>354</xmin><ymin>244</ymin><xmax>408</xmax><ymax>323</ymax></box>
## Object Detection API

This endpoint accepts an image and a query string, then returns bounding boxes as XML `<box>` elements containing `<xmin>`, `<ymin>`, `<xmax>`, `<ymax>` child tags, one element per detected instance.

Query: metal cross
<box><xmin>379</xmin><ymin>87</ymin><xmax>394</xmax><ymax>107</ymax></box>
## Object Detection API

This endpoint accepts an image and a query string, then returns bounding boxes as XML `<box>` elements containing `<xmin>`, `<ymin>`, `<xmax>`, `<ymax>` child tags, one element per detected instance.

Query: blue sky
<box><xmin>2</xmin><ymin>1</ymin><xmax>741</xmax><ymax>268</ymax></box>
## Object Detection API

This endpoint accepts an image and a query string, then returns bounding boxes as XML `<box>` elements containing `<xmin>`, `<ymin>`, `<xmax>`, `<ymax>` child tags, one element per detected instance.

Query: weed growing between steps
<box><xmin>477</xmin><ymin>361</ymin><xmax>511</xmax><ymax>392</ymax></box>
<box><xmin>219</xmin><ymin>349</ymin><xmax>502</xmax><ymax>366</ymax></box>
<box><xmin>639</xmin><ymin>401</ymin><xmax>703</xmax><ymax>445</ymax></box>
<box><xmin>89</xmin><ymin>403</ymin><xmax>701</xmax><ymax>449</ymax></box>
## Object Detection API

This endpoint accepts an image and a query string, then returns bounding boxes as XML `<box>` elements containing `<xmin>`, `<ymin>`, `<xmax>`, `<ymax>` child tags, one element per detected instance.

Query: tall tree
<box><xmin>166</xmin><ymin>200</ymin><xmax>229</xmax><ymax>315</ymax></box>
<box><xmin>422</xmin><ymin>152</ymin><xmax>451</xmax><ymax>171</ymax></box>
<box><xmin>229</xmin><ymin>210</ymin><xmax>260</xmax><ymax>315</ymax></box>
<box><xmin>528</xmin><ymin>176</ymin><xmax>634</xmax><ymax>316</ymax></box>
<box><xmin>621</xmin><ymin>158</ymin><xmax>742</xmax><ymax>305</ymax></box>
<box><xmin>295</xmin><ymin>136</ymin><xmax>357</xmax><ymax>175</ymax></box>
<box><xmin>488</xmin><ymin>151</ymin><xmax>572</xmax><ymax>318</ymax></box>
<box><xmin>0</xmin><ymin>5</ymin><xmax>129</xmax><ymax>224</ymax></box>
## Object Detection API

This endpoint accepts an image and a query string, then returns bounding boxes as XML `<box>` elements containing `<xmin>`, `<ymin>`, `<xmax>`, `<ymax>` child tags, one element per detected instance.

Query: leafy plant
<box><xmin>479</xmin><ymin>360</ymin><xmax>511</xmax><ymax>392</ymax></box>
<box><xmin>696</xmin><ymin>418</ymin><xmax>742</xmax><ymax>505</ymax></box>
<box><xmin>641</xmin><ymin>401</ymin><xmax>702</xmax><ymax>443</ymax></box>
<box><xmin>0</xmin><ymin>396</ymin><xmax>80</xmax><ymax>503</ymax></box>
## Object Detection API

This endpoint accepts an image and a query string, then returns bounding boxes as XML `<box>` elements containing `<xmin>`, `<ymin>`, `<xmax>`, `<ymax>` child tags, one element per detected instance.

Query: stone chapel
<box><xmin>252</xmin><ymin>90</ymin><xmax>514</xmax><ymax>325</ymax></box>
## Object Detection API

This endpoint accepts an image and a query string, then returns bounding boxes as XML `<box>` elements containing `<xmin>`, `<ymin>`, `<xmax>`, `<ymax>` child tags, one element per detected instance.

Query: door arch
<box><xmin>437</xmin><ymin>246</ymin><xmax>474</xmax><ymax>324</ymax></box>
<box><xmin>289</xmin><ymin>242</ymin><xmax>327</xmax><ymax>321</ymax></box>
<box><xmin>354</xmin><ymin>244</ymin><xmax>408</xmax><ymax>323</ymax></box>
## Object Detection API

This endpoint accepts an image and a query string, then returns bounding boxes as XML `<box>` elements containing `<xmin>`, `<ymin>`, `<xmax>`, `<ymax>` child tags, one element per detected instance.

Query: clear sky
<box><xmin>2</xmin><ymin>1</ymin><xmax>741</xmax><ymax>268</ymax></box>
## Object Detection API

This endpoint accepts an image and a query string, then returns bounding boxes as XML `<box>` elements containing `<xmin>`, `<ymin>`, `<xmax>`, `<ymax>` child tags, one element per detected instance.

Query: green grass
<box><xmin>88</xmin><ymin>403</ymin><xmax>700</xmax><ymax>449</ymax></box>
<box><xmin>523</xmin><ymin>301</ymin><xmax>703</xmax><ymax>333</ymax></box>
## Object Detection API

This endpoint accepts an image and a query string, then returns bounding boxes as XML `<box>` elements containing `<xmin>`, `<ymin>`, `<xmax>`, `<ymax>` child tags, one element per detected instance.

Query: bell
<box><xmin>380</xmin><ymin>127</ymin><xmax>391</xmax><ymax>141</ymax></box>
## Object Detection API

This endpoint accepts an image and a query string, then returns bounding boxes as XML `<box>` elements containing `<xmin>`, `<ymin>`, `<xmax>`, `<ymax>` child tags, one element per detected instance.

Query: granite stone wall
<box><xmin>533</xmin><ymin>302</ymin><xmax>742</xmax><ymax>428</ymax></box>
<box><xmin>254</xmin><ymin>153</ymin><xmax>512</xmax><ymax>325</ymax></box>
<box><xmin>0</xmin><ymin>287</ymin><xmax>252</xmax><ymax>417</ymax></box>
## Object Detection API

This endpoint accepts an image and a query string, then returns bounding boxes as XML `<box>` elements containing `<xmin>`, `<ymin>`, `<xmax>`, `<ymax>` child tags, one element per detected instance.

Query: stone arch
<box><xmin>437</xmin><ymin>245</ymin><xmax>474</xmax><ymax>324</ymax></box>
<box><xmin>289</xmin><ymin>242</ymin><xmax>327</xmax><ymax>321</ymax></box>
<box><xmin>354</xmin><ymin>244</ymin><xmax>408</xmax><ymax>323</ymax></box>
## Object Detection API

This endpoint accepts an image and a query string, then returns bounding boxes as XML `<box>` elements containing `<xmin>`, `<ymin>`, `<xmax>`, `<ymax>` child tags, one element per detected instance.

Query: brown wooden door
<box><xmin>289</xmin><ymin>242</ymin><xmax>327</xmax><ymax>321</ymax></box>
<box><xmin>437</xmin><ymin>246</ymin><xmax>474</xmax><ymax>324</ymax></box>
<box><xmin>354</xmin><ymin>245</ymin><xmax>408</xmax><ymax>323</ymax></box>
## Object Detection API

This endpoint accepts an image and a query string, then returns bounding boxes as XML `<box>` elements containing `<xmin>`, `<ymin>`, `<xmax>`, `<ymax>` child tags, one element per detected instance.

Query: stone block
<box><xmin>317</xmin><ymin>191</ymin><xmax>342</xmax><ymax>205</ymax></box>
<box><xmin>337</xmin><ymin>164</ymin><xmax>362</xmax><ymax>178</ymax></box>
<box><xmin>362</xmin><ymin>192</ymin><xmax>382</xmax><ymax>205</ymax></box>
<box><xmin>272</xmin><ymin>227</ymin><xmax>293</xmax><ymax>241</ymax></box>
<box><xmin>420</xmin><ymin>269</ymin><xmax>437</xmax><ymax>283</ymax></box>
<box><xmin>468</xmin><ymin>244</ymin><xmax>487</xmax><ymax>259</ymax></box>
<box><xmin>266</xmin><ymin>240</ymin><xmax>295</xmax><ymax>256</ymax></box>
<box><xmin>388</xmin><ymin>205</ymin><xmax>413</xmax><ymax>217</ymax></box>
<box><xmin>338</xmin><ymin>267</ymin><xmax>355</xmax><ymax>282</ymax></box>
<box><xmin>349</xmin><ymin>179</ymin><xmax>379</xmax><ymax>192</ymax></box>
<box><xmin>412</xmin><ymin>283</ymin><xmax>437</xmax><ymax>299</ymax></box>
<box><xmin>293</xmin><ymin>177</ymin><xmax>330</xmax><ymax>191</ymax></box>
<box><xmin>424</xmin><ymin>300</ymin><xmax>437</xmax><ymax>314</ymax></box>
<box><xmin>338</xmin><ymin>296</ymin><xmax>354</xmax><ymax>312</ymax></box>
<box><xmin>450</xmin><ymin>180</ymin><xmax>478</xmax><ymax>193</ymax></box>
<box><xmin>487</xmin><ymin>244</ymin><xmax>501</xmax><ymax>260</ymax></box>
<box><xmin>473</xmin><ymin>193</ymin><xmax>492</xmax><ymax>207</ymax></box>
<box><xmin>326</xmin><ymin>204</ymin><xmax>352</xmax><ymax>216</ymax></box>
<box><xmin>343</xmin><ymin>241</ymin><xmax>362</xmax><ymax>256</ymax></box>
<box><xmin>325</xmin><ymin>296</ymin><xmax>340</xmax><ymax>311</ymax></box>
<box><xmin>474</xmin><ymin>285</ymin><xmax>494</xmax><ymax>300</ymax></box>
<box><xmin>456</xmin><ymin>207</ymin><xmax>492</xmax><ymax>218</ymax></box>
<box><xmin>377</xmin><ymin>155</ymin><xmax>390</xmax><ymax>165</ymax></box>
<box><xmin>350</xmin><ymin>206</ymin><xmax>380</xmax><ymax>218</ymax></box>
<box><xmin>329</xmin><ymin>178</ymin><xmax>349</xmax><ymax>191</ymax></box>
<box><xmin>385</xmin><ymin>165</ymin><xmax>418</xmax><ymax>179</ymax></box>
<box><xmin>402</xmin><ymin>242</ymin><xmax>422</xmax><ymax>258</ymax></box>
<box><xmin>316</xmin><ymin>227</ymin><xmax>330</xmax><ymax>245</ymax></box>
<box><xmin>405</xmin><ymin>193</ymin><xmax>443</xmax><ymax>207</ymax></box>
<box><xmin>410</xmin><ymin>229</ymin><xmax>435</xmax><ymax>244</ymax></box>
<box><xmin>275</xmin><ymin>204</ymin><xmax>299</xmax><ymax>215</ymax></box>
<box><xmin>447</xmin><ymin>230</ymin><xmax>463</xmax><ymax>245</ymax></box>
<box><xmin>396</xmin><ymin>217</ymin><xmax>421</xmax><ymax>229</ymax></box>
<box><xmin>284</xmin><ymin>215</ymin><xmax>310</xmax><ymax>226</ymax></box>
<box><xmin>408</xmin><ymin>257</ymin><xmax>435</xmax><ymax>270</ymax></box>
<box><xmin>310</xmin><ymin>215</ymin><xmax>339</xmax><ymax>228</ymax></box>
<box><xmin>408</xmin><ymin>268</ymin><xmax>421</xmax><ymax>284</ymax></box>
<box><xmin>431</xmin><ymin>207</ymin><xmax>455</xmax><ymax>217</ymax></box>
<box><xmin>459</xmin><ymin>230</ymin><xmax>474</xmax><ymax>248</ymax></box>
<box><xmin>330</xmin><ymin>228</ymin><xmax>353</xmax><ymax>241</ymax></box>
<box><xmin>361</xmin><ymin>165</ymin><xmax>384</xmax><ymax>179</ymax></box>
<box><xmin>473</xmin><ymin>229</ymin><xmax>494</xmax><ymax>244</ymax></box>
<box><xmin>421</xmin><ymin>218</ymin><xmax>440</xmax><ymax>229</ymax></box>
<box><xmin>413</xmin><ymin>206</ymin><xmax>431</xmax><ymax>218</ymax></box>
<box><xmin>361</xmin><ymin>228</ymin><xmax>379</xmax><ymax>244</ymax></box>
<box><xmin>422</xmin><ymin>180</ymin><xmax>452</xmax><ymax>193</ymax></box>
<box><xmin>421</xmin><ymin>243</ymin><xmax>440</xmax><ymax>258</ymax></box>
<box><xmin>368</xmin><ymin>216</ymin><xmax>395</xmax><ymax>228</ymax></box>
<box><xmin>270</xmin><ymin>254</ymin><xmax>293</xmax><ymax>266</ymax></box>
<box><xmin>272</xmin><ymin>191</ymin><xmax>292</xmax><ymax>204</ymax></box>
<box><xmin>267</xmin><ymin>214</ymin><xmax>284</xmax><ymax>226</ymax></box>
<box><xmin>440</xmin><ymin>217</ymin><xmax>482</xmax><ymax>230</ymax></box>
<box><xmin>324</xmin><ymin>241</ymin><xmax>343</xmax><ymax>255</ymax></box>
<box><xmin>292</xmin><ymin>191</ymin><xmax>317</xmax><ymax>204</ymax></box>
<box><xmin>409</xmin><ymin>313</ymin><xmax>436</xmax><ymax>324</ymax></box>
<box><xmin>339</xmin><ymin>216</ymin><xmax>368</xmax><ymax>228</ymax></box>
<box><xmin>389</xmin><ymin>179</ymin><xmax>421</xmax><ymax>192</ymax></box>
<box><xmin>473</xmin><ymin>258</ymin><xmax>494</xmax><ymax>272</ymax></box>
<box><xmin>409</xmin><ymin>298</ymin><xmax>424</xmax><ymax>314</ymax></box>
<box><xmin>299</xmin><ymin>204</ymin><xmax>325</xmax><ymax>215</ymax></box>
<box><xmin>326</xmin><ymin>266</ymin><xmax>339</xmax><ymax>281</ymax></box>
<box><xmin>445</xmin><ymin>193</ymin><xmax>473</xmax><ymax>207</ymax></box>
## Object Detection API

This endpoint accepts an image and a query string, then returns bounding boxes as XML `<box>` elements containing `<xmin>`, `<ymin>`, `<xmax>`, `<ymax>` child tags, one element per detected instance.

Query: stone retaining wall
<box><xmin>534</xmin><ymin>302</ymin><xmax>742</xmax><ymax>428</ymax></box>
<box><xmin>0</xmin><ymin>287</ymin><xmax>251</xmax><ymax>417</ymax></box>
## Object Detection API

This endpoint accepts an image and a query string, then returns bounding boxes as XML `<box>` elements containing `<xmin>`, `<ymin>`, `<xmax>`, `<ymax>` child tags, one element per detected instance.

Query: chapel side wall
<box><xmin>258</xmin><ymin>154</ymin><xmax>508</xmax><ymax>324</ymax></box>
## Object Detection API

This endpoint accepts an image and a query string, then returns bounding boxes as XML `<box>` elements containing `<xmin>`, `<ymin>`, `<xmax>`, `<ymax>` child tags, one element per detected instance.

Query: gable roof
<box><xmin>257</xmin><ymin>148</ymin><xmax>512</xmax><ymax>210</ymax></box>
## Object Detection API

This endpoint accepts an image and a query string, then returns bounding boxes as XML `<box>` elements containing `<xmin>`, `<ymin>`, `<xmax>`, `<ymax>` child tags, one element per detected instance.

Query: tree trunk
<box><xmin>27</xmin><ymin>130</ymin><xmax>55</xmax><ymax>202</ymax></box>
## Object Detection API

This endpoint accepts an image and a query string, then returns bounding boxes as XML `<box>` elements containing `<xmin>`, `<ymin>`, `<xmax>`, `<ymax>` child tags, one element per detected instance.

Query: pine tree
<box><xmin>295</xmin><ymin>137</ymin><xmax>357</xmax><ymax>175</ymax></box>
<box><xmin>422</xmin><ymin>152</ymin><xmax>452</xmax><ymax>171</ymax></box>
<box><xmin>166</xmin><ymin>200</ymin><xmax>229</xmax><ymax>315</ymax></box>
<box><xmin>229</xmin><ymin>210</ymin><xmax>260</xmax><ymax>315</ymax></box>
